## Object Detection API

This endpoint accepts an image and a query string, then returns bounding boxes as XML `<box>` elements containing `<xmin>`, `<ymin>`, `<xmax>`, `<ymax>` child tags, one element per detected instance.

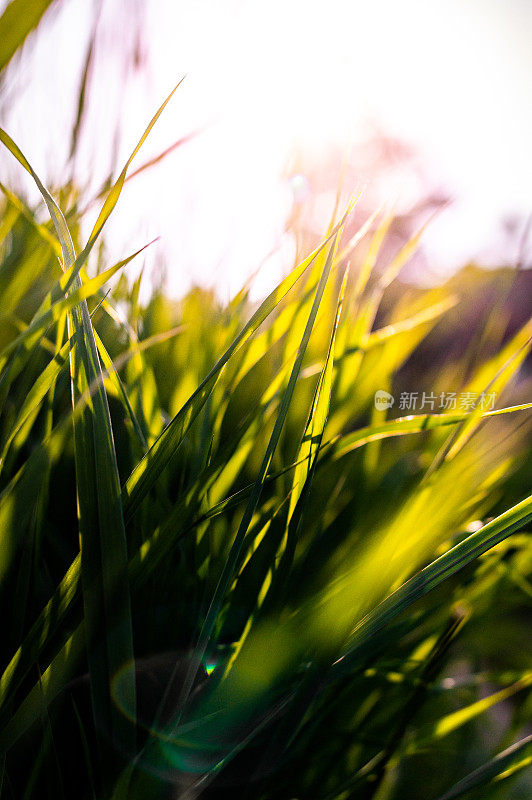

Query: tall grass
<box><xmin>0</xmin><ymin>22</ymin><xmax>531</xmax><ymax>799</ymax></box>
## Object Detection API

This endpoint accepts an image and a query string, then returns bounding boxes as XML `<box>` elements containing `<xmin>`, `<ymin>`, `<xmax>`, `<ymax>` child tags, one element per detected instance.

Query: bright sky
<box><xmin>1</xmin><ymin>0</ymin><xmax>531</xmax><ymax>297</ymax></box>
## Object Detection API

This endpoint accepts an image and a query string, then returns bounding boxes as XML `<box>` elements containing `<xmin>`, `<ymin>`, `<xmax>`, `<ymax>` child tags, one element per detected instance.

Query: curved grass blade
<box><xmin>442</xmin><ymin>324</ymin><xmax>532</xmax><ymax>463</ymax></box>
<box><xmin>408</xmin><ymin>672</ymin><xmax>532</xmax><ymax>753</ymax></box>
<box><xmin>0</xmin><ymin>132</ymin><xmax>137</xmax><ymax>753</ymax></box>
<box><xmin>0</xmin><ymin>335</ymin><xmax>72</xmax><ymax>467</ymax></box>
<box><xmin>0</xmin><ymin>182</ymin><xmax>61</xmax><ymax>256</ymax></box>
<box><xmin>333</xmin><ymin>492</ymin><xmax>532</xmax><ymax>677</ymax></box>
<box><xmin>0</xmin><ymin>128</ymin><xmax>76</xmax><ymax>265</ymax></box>
<box><xmin>0</xmin><ymin>252</ymin><xmax>138</xmax><ymax>362</ymax></box>
<box><xmin>363</xmin><ymin>296</ymin><xmax>458</xmax><ymax>349</ymax></box>
<box><xmin>0</xmin><ymin>427</ymin><xmax>66</xmax><ymax>585</ymax></box>
<box><xmin>435</xmin><ymin>735</ymin><xmax>532</xmax><ymax>800</ymax></box>
<box><xmin>1</xmin><ymin>81</ymin><xmax>181</xmax><ymax>294</ymax></box>
<box><xmin>68</xmin><ymin>82</ymin><xmax>183</xmax><ymax>290</ymax></box>
<box><xmin>0</xmin><ymin>626</ymin><xmax>86</xmax><ymax>753</ymax></box>
<box><xmin>327</xmin><ymin>403</ymin><xmax>532</xmax><ymax>461</ymax></box>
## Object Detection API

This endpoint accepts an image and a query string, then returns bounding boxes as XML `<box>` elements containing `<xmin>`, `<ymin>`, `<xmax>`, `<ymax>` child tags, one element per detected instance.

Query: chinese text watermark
<box><xmin>374</xmin><ymin>390</ymin><xmax>497</xmax><ymax>412</ymax></box>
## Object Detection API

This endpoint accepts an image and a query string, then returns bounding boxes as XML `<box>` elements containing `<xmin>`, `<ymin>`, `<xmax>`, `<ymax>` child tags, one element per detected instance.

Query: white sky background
<box><xmin>1</xmin><ymin>0</ymin><xmax>531</xmax><ymax>298</ymax></box>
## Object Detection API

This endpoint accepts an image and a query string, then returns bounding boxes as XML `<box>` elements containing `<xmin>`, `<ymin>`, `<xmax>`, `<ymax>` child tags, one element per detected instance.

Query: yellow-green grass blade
<box><xmin>1</xmin><ymin>332</ymin><xmax>524</xmax><ymax>744</ymax></box>
<box><xmin>0</xmin><ymin>193</ymin><xmax>19</xmax><ymax>248</ymax></box>
<box><xmin>130</xmin><ymin>402</ymin><xmax>509</xmax><ymax>608</ymax></box>
<box><xmin>0</xmin><ymin>426</ymin><xmax>66</xmax><ymax>586</ymax></box>
<box><xmin>335</xmin><ymin>208</ymin><xmax>393</xmax><ymax>377</ymax></box>
<box><xmin>0</xmin><ymin>181</ymin><xmax>141</xmax><ymax>364</ymax></box>
<box><xmin>93</xmin><ymin>330</ymin><xmax>148</xmax><ymax>451</ymax></box>
<box><xmin>1</xmin><ymin>132</ymin><xmax>138</xmax><ymax>753</ymax></box>
<box><xmin>0</xmin><ymin>466</ymin><xmax>521</xmax><ymax>751</ymax></box>
<box><xmin>1</xmin><ymin>83</ymin><xmax>179</xmax><ymax>294</ymax></box>
<box><xmin>335</xmin><ymin>206</ymin><xmax>381</xmax><ymax>274</ymax></box>
<box><xmin>0</xmin><ymin>181</ymin><xmax>61</xmax><ymax>257</ymax></box>
<box><xmin>102</xmin><ymin>325</ymin><xmax>183</xmax><ymax>447</ymax></box>
<box><xmin>288</xmin><ymin>267</ymin><xmax>348</xmax><ymax>524</ymax></box>
<box><xmin>366</xmin><ymin>212</ymin><xmax>436</xmax><ymax>324</ymax></box>
<box><xmin>0</xmin><ymin>180</ymin><xmax>156</xmax><ymax>338</ymax></box>
<box><xmin>434</xmin><ymin>735</ymin><xmax>532</xmax><ymax>800</ymax></box>
<box><xmin>0</xmin><ymin>249</ymin><xmax>147</xmax><ymax>457</ymax></box>
<box><xmin>330</xmin><ymin>298</ymin><xmax>460</xmax><ymax>434</ymax></box>
<box><xmin>67</xmin><ymin>306</ymin><xmax>136</xmax><ymax>754</ymax></box>
<box><xmin>327</xmin><ymin>403</ymin><xmax>532</xmax><ymax>461</ymax></box>
<box><xmin>0</xmin><ymin>454</ymin><xmax>283</xmax><ymax>748</ymax></box>
<box><xmin>0</xmin><ymin>195</ymin><xmax>69</xmax><ymax>411</ymax></box>
<box><xmin>329</xmin><ymin>611</ymin><xmax>469</xmax><ymax>799</ymax></box>
<box><xmin>408</xmin><ymin>672</ymin><xmax>532</xmax><ymax>752</ymax></box>
<box><xmin>0</xmin><ymin>0</ymin><xmax>55</xmax><ymax>72</ymax></box>
<box><xmin>210</xmin><ymin>280</ymin><xmax>321</xmax><ymax>449</ymax></box>
<box><xmin>0</xmin><ymin>252</ymin><xmax>139</xmax><ymax>362</ymax></box>
<box><xmin>381</xmin><ymin>213</ymin><xmax>436</xmax><ymax>290</ymax></box>
<box><xmin>0</xmin><ymin>336</ymin><xmax>73</xmax><ymax>468</ymax></box>
<box><xmin>281</xmin><ymin>192</ymin><xmax>361</xmax><ymax>365</ymax></box>
<box><xmin>425</xmin><ymin>320</ymin><xmax>532</xmax><ymax>477</ymax></box>
<box><xmin>0</xmin><ymin>408</ymin><xmax>266</xmax><ymax>728</ymax></box>
<box><xmin>0</xmin><ymin>280</ymin><xmax>170</xmax><ymax>460</ymax></box>
<box><xmin>2</xmin><ymin>316</ymin><xmax>57</xmax><ymax>356</ymax></box>
<box><xmin>334</xmin><ymin>492</ymin><xmax>532</xmax><ymax>675</ymax></box>
<box><xmin>363</xmin><ymin>296</ymin><xmax>458</xmax><ymax>349</ymax></box>
<box><xmin>0</xmin><ymin>625</ymin><xmax>87</xmax><ymax>753</ymax></box>
<box><xmin>0</xmin><ymin>128</ymin><xmax>76</xmax><ymax>266</ymax></box>
<box><xmin>70</xmin><ymin>82</ymin><xmax>183</xmax><ymax>284</ymax></box>
<box><xmin>0</xmin><ymin>246</ymin><xmax>57</xmax><ymax>318</ymax></box>
<box><xmin>443</xmin><ymin>322</ymin><xmax>532</xmax><ymax>462</ymax></box>
<box><xmin>349</xmin><ymin>207</ymin><xmax>393</xmax><ymax>301</ymax></box>
<box><xmin>225</xmin><ymin>281</ymin><xmax>317</xmax><ymax>397</ymax></box>
<box><xmin>0</xmin><ymin>415</ymin><xmax>278</xmax><ymax>739</ymax></box>
<box><xmin>0</xmin><ymin>537</ymin><xmax>81</xmax><ymax>732</ymax></box>
<box><xmin>122</xmin><ymin>218</ymin><xmax>350</xmax><ymax>522</ymax></box>
<box><xmin>333</xmin><ymin>215</ymin><xmax>436</xmax><ymax>415</ymax></box>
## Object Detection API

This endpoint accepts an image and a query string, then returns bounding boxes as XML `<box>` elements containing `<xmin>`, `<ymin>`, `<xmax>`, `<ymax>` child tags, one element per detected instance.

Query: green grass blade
<box><xmin>0</xmin><ymin>181</ymin><xmax>61</xmax><ymax>256</ymax></box>
<box><xmin>0</xmin><ymin>336</ymin><xmax>72</xmax><ymax>467</ymax></box>
<box><xmin>328</xmin><ymin>403</ymin><xmax>532</xmax><ymax>461</ymax></box>
<box><xmin>0</xmin><ymin>626</ymin><xmax>86</xmax><ymax>753</ymax></box>
<box><xmin>335</xmin><ymin>492</ymin><xmax>532</xmax><ymax>674</ymax></box>
<box><xmin>0</xmin><ymin>0</ymin><xmax>55</xmax><ymax>73</ymax></box>
<box><xmin>0</xmin><ymin>252</ymin><xmax>138</xmax><ymax>363</ymax></box>
<box><xmin>0</xmin><ymin>432</ymin><xmax>64</xmax><ymax>584</ymax></box>
<box><xmin>0</xmin><ymin>131</ymin><xmax>137</xmax><ymax>753</ymax></box>
<box><xmin>288</xmin><ymin>266</ymin><xmax>348</xmax><ymax>523</ymax></box>
<box><xmin>409</xmin><ymin>673</ymin><xmax>532</xmax><ymax>752</ymax></box>
<box><xmin>70</xmin><ymin>82</ymin><xmax>183</xmax><ymax>287</ymax></box>
<box><xmin>434</xmin><ymin>735</ymin><xmax>532</xmax><ymax>800</ymax></box>
<box><xmin>364</xmin><ymin>296</ymin><xmax>458</xmax><ymax>349</ymax></box>
<box><xmin>0</xmin><ymin>128</ymin><xmax>77</xmax><ymax>265</ymax></box>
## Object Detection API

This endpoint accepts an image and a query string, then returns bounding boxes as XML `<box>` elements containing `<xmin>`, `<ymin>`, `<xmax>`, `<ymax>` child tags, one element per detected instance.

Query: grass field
<box><xmin>1</xmin><ymin>8</ymin><xmax>532</xmax><ymax>799</ymax></box>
